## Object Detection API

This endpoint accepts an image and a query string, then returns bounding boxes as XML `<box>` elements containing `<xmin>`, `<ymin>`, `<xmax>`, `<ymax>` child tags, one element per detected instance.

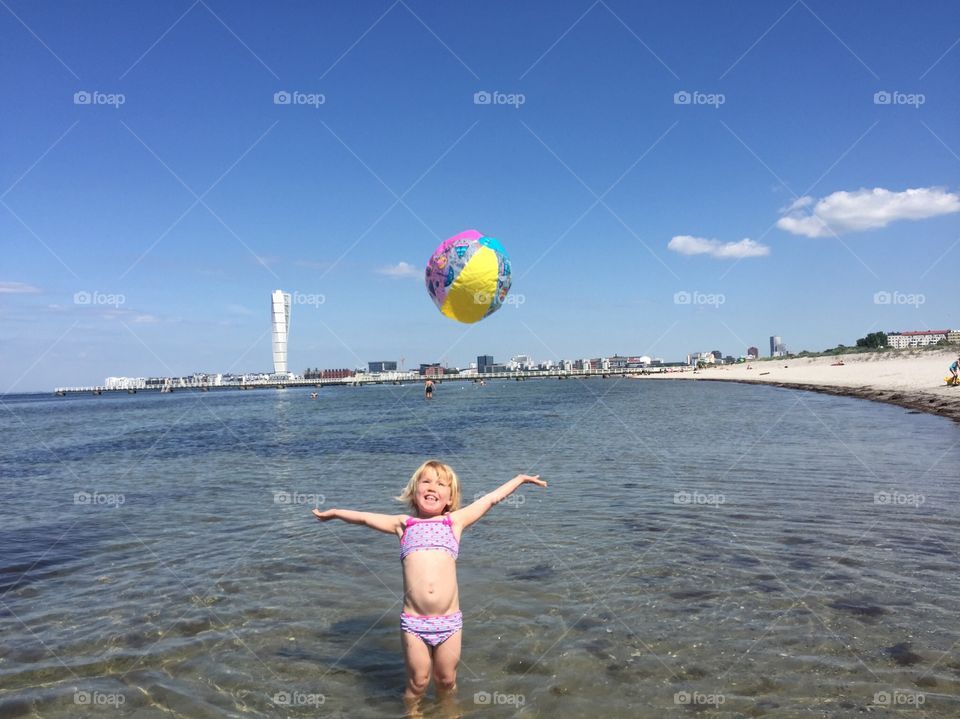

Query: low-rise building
<box><xmin>887</xmin><ymin>330</ymin><xmax>950</xmax><ymax>349</ymax></box>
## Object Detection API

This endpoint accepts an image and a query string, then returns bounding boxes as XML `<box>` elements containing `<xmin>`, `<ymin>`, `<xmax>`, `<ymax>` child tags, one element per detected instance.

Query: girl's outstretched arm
<box><xmin>452</xmin><ymin>474</ymin><xmax>547</xmax><ymax>530</ymax></box>
<box><xmin>312</xmin><ymin>508</ymin><xmax>404</xmax><ymax>535</ymax></box>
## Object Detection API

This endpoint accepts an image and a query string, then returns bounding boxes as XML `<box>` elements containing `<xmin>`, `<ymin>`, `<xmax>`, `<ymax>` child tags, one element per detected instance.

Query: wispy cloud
<box><xmin>253</xmin><ymin>255</ymin><xmax>281</xmax><ymax>267</ymax></box>
<box><xmin>376</xmin><ymin>261</ymin><xmax>421</xmax><ymax>279</ymax></box>
<box><xmin>777</xmin><ymin>186</ymin><xmax>960</xmax><ymax>238</ymax></box>
<box><xmin>0</xmin><ymin>281</ymin><xmax>41</xmax><ymax>294</ymax></box>
<box><xmin>668</xmin><ymin>235</ymin><xmax>770</xmax><ymax>259</ymax></box>
<box><xmin>225</xmin><ymin>303</ymin><xmax>255</xmax><ymax>316</ymax></box>
<box><xmin>295</xmin><ymin>259</ymin><xmax>334</xmax><ymax>271</ymax></box>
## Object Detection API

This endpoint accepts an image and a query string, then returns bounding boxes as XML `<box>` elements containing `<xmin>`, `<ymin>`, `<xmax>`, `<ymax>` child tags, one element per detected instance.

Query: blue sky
<box><xmin>2</xmin><ymin>1</ymin><xmax>958</xmax><ymax>391</ymax></box>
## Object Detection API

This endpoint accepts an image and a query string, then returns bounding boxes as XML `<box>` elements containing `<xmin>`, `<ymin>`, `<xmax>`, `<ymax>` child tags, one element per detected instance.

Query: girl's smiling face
<box><xmin>415</xmin><ymin>466</ymin><xmax>452</xmax><ymax>516</ymax></box>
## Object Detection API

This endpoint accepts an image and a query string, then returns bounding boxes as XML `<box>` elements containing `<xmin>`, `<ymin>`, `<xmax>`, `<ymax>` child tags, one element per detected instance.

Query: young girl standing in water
<box><xmin>312</xmin><ymin>460</ymin><xmax>547</xmax><ymax>708</ymax></box>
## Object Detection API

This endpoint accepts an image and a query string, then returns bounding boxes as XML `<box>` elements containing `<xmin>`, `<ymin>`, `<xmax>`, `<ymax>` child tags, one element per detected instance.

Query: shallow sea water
<box><xmin>1</xmin><ymin>378</ymin><xmax>959</xmax><ymax>718</ymax></box>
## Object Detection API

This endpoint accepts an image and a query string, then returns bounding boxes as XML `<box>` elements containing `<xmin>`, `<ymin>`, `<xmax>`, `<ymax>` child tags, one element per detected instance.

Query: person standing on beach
<box><xmin>424</xmin><ymin>379</ymin><xmax>434</xmax><ymax>400</ymax></box>
<box><xmin>312</xmin><ymin>461</ymin><xmax>547</xmax><ymax>712</ymax></box>
<box><xmin>949</xmin><ymin>356</ymin><xmax>960</xmax><ymax>386</ymax></box>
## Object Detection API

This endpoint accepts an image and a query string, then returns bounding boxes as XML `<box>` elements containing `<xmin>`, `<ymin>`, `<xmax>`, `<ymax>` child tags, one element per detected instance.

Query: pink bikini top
<box><xmin>400</xmin><ymin>515</ymin><xmax>459</xmax><ymax>560</ymax></box>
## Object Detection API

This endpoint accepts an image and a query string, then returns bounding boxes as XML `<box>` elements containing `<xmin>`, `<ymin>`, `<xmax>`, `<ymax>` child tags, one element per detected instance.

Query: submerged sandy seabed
<box><xmin>640</xmin><ymin>348</ymin><xmax>960</xmax><ymax>423</ymax></box>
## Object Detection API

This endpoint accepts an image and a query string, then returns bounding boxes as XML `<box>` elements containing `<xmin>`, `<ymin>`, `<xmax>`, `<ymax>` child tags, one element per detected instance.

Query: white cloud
<box><xmin>0</xmin><ymin>281</ymin><xmax>41</xmax><ymax>294</ymax></box>
<box><xmin>668</xmin><ymin>235</ymin><xmax>770</xmax><ymax>259</ymax></box>
<box><xmin>777</xmin><ymin>186</ymin><xmax>960</xmax><ymax>237</ymax></box>
<box><xmin>376</xmin><ymin>261</ymin><xmax>421</xmax><ymax>279</ymax></box>
<box><xmin>779</xmin><ymin>196</ymin><xmax>814</xmax><ymax>213</ymax></box>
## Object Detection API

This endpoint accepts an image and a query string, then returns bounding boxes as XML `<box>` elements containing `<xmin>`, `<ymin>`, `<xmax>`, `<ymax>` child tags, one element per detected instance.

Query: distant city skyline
<box><xmin>2</xmin><ymin>3</ymin><xmax>958</xmax><ymax>392</ymax></box>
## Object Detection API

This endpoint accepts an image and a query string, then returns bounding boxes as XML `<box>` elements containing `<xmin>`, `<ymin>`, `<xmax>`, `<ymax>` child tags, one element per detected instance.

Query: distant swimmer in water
<box><xmin>312</xmin><ymin>460</ymin><xmax>547</xmax><ymax>711</ymax></box>
<box><xmin>424</xmin><ymin>379</ymin><xmax>434</xmax><ymax>400</ymax></box>
<box><xmin>310</xmin><ymin>392</ymin><xmax>318</xmax><ymax>399</ymax></box>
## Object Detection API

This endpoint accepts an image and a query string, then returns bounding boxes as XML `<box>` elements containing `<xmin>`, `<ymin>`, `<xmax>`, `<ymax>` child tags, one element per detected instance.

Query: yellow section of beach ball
<box><xmin>440</xmin><ymin>246</ymin><xmax>499</xmax><ymax>324</ymax></box>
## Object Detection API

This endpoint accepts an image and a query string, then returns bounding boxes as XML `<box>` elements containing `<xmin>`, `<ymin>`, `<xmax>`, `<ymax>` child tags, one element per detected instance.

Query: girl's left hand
<box><xmin>517</xmin><ymin>474</ymin><xmax>547</xmax><ymax>488</ymax></box>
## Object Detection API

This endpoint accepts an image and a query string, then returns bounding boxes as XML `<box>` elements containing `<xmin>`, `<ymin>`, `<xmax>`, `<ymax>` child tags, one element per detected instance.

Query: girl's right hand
<box><xmin>312</xmin><ymin>508</ymin><xmax>335</xmax><ymax>521</ymax></box>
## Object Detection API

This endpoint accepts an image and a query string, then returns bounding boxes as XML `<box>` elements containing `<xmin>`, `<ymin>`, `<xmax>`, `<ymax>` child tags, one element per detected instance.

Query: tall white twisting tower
<box><xmin>271</xmin><ymin>290</ymin><xmax>291</xmax><ymax>375</ymax></box>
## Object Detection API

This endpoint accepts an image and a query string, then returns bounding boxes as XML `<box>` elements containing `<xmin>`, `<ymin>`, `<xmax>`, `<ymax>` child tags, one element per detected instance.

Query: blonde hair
<box><xmin>396</xmin><ymin>460</ymin><xmax>461</xmax><ymax>515</ymax></box>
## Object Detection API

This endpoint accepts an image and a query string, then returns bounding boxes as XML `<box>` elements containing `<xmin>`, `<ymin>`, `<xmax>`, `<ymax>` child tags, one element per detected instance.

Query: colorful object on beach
<box><xmin>425</xmin><ymin>230</ymin><xmax>512</xmax><ymax>324</ymax></box>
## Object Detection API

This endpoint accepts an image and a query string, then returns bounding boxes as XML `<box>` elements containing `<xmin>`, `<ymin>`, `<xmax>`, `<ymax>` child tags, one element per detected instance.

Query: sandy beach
<box><xmin>644</xmin><ymin>348</ymin><xmax>960</xmax><ymax>423</ymax></box>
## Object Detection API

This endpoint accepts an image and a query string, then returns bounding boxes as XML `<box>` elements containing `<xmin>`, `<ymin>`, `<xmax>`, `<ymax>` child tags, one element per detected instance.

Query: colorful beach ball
<box><xmin>425</xmin><ymin>230</ymin><xmax>512</xmax><ymax>324</ymax></box>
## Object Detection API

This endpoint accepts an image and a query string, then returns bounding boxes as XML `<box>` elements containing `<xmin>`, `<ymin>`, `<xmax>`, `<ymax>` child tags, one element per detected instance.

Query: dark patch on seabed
<box><xmin>0</xmin><ymin>521</ymin><xmax>109</xmax><ymax>593</ymax></box>
<box><xmin>669</xmin><ymin>589</ymin><xmax>719</xmax><ymax>600</ymax></box>
<box><xmin>508</xmin><ymin>562</ymin><xmax>554</xmax><ymax>581</ymax></box>
<box><xmin>829</xmin><ymin>598</ymin><xmax>888</xmax><ymax>620</ymax></box>
<box><xmin>884</xmin><ymin>642</ymin><xmax>923</xmax><ymax>666</ymax></box>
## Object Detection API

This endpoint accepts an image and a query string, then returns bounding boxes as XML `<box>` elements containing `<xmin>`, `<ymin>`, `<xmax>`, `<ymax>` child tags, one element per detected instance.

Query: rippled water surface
<box><xmin>1</xmin><ymin>379</ymin><xmax>959</xmax><ymax>718</ymax></box>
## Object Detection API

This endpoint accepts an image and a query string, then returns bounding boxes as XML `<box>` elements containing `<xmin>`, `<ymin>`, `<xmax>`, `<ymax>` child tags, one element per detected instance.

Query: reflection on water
<box><xmin>1</xmin><ymin>380</ymin><xmax>959</xmax><ymax>717</ymax></box>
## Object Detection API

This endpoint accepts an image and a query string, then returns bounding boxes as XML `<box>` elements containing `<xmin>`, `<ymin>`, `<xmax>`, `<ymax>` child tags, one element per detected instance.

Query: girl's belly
<box><xmin>402</xmin><ymin>553</ymin><xmax>459</xmax><ymax>615</ymax></box>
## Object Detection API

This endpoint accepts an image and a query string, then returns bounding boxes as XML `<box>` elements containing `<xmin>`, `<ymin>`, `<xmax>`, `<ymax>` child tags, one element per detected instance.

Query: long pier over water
<box><xmin>54</xmin><ymin>368</ymin><xmax>676</xmax><ymax>396</ymax></box>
